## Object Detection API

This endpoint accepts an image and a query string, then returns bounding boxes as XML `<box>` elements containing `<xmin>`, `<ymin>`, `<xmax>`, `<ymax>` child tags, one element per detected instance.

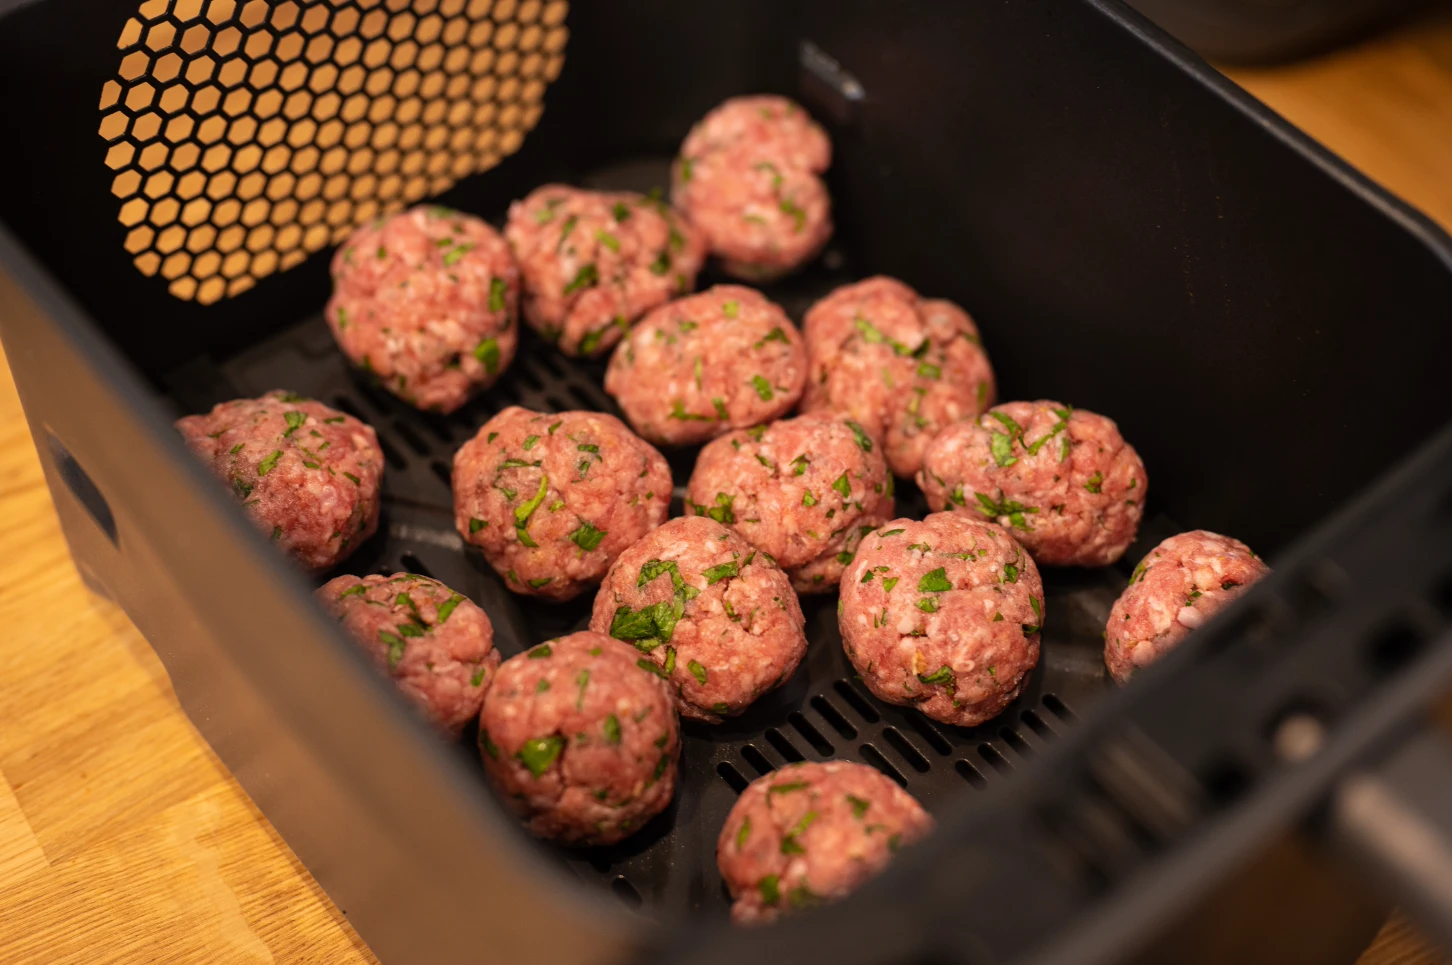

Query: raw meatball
<box><xmin>802</xmin><ymin>277</ymin><xmax>996</xmax><ymax>478</ymax></box>
<box><xmin>1105</xmin><ymin>531</ymin><xmax>1270</xmax><ymax>684</ymax></box>
<box><xmin>478</xmin><ymin>631</ymin><xmax>680</xmax><ymax>846</ymax></box>
<box><xmin>918</xmin><ymin>400</ymin><xmax>1147</xmax><ymax>567</ymax></box>
<box><xmin>325</xmin><ymin>205</ymin><xmax>519</xmax><ymax>413</ymax></box>
<box><xmin>504</xmin><ymin>185</ymin><xmax>707</xmax><ymax>358</ymax></box>
<box><xmin>318</xmin><ymin>573</ymin><xmax>498</xmax><ymax>737</ymax></box>
<box><xmin>605</xmin><ymin>285</ymin><xmax>806</xmax><ymax>445</ymax></box>
<box><xmin>716</xmin><ymin>761</ymin><xmax>934</xmax><ymax>925</ymax></box>
<box><xmin>684</xmin><ymin>414</ymin><xmax>894</xmax><ymax>593</ymax></box>
<box><xmin>588</xmin><ymin>516</ymin><xmax>808</xmax><ymax>722</ymax></box>
<box><xmin>672</xmin><ymin>94</ymin><xmax>833</xmax><ymax>279</ymax></box>
<box><xmin>453</xmin><ymin>407</ymin><xmax>672</xmax><ymax>600</ymax></box>
<box><xmin>175</xmin><ymin>391</ymin><xmax>383</xmax><ymax>571</ymax></box>
<box><xmin>840</xmin><ymin>513</ymin><xmax>1043</xmax><ymax>727</ymax></box>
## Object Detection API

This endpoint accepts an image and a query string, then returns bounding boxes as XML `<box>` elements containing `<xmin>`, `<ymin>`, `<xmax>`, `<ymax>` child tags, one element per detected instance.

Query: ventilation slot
<box><xmin>978</xmin><ymin>743</ymin><xmax>1012</xmax><ymax>774</ymax></box>
<box><xmin>1367</xmin><ymin>617</ymin><xmax>1428</xmax><ymax>675</ymax></box>
<box><xmin>1042</xmin><ymin>693</ymin><xmax>1076</xmax><ymax>722</ymax></box>
<box><xmin>859</xmin><ymin>744</ymin><xmax>907</xmax><ymax>787</ymax></box>
<box><xmin>740</xmin><ymin>744</ymin><xmax>776</xmax><ymax>776</ymax></box>
<box><xmin>392</xmin><ymin>420</ymin><xmax>430</xmax><ymax>456</ymax></box>
<box><xmin>811</xmin><ymin>695</ymin><xmax>856</xmax><ymax>739</ymax></box>
<box><xmin>999</xmin><ymin>727</ymin><xmax>1033</xmax><ymax>758</ymax></box>
<box><xmin>906</xmin><ymin>716</ymin><xmax>952</xmax><ymax>755</ymax></box>
<box><xmin>376</xmin><ymin>432</ymin><xmax>408</xmax><ymax>470</ymax></box>
<box><xmin>610</xmin><ymin>876</ymin><xmax>643</xmax><ymax>909</ymax></box>
<box><xmin>420</xmin><ymin>414</ymin><xmax>458</xmax><ymax>446</ymax></box>
<box><xmin>400</xmin><ymin>552</ymin><xmax>434</xmax><ymax>579</ymax></box>
<box><xmin>431</xmin><ymin>460</ymin><xmax>452</xmax><ymax>486</ymax></box>
<box><xmin>787</xmin><ymin>712</ymin><xmax>834</xmax><ymax>756</ymax></box>
<box><xmin>331</xmin><ymin>396</ymin><xmax>367</xmax><ymax>421</ymax></box>
<box><xmin>716</xmin><ymin>761</ymin><xmax>749</xmax><ymax>794</ymax></box>
<box><xmin>764</xmin><ymin>728</ymin><xmax>805</xmax><ymax>764</ymax></box>
<box><xmin>882</xmin><ymin>727</ymin><xmax>930</xmax><ymax>773</ymax></box>
<box><xmin>833</xmin><ymin>679</ymin><xmax>880</xmax><ymax>723</ymax></box>
<box><xmin>1199</xmin><ymin>755</ymin><xmax>1254</xmax><ymax>808</ymax></box>
<box><xmin>1021</xmin><ymin>709</ymin><xmax>1055</xmax><ymax>739</ymax></box>
<box><xmin>587</xmin><ymin>853</ymin><xmax>611</xmax><ymax>874</ymax></box>
<box><xmin>955</xmin><ymin>759</ymin><xmax>987</xmax><ymax>789</ymax></box>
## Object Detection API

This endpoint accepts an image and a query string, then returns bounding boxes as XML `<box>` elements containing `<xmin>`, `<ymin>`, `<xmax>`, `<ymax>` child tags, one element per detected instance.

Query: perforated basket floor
<box><xmin>159</xmin><ymin>159</ymin><xmax>1183</xmax><ymax>922</ymax></box>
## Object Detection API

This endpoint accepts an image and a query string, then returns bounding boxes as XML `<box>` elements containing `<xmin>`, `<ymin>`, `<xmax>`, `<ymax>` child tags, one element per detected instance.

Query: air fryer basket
<box><xmin>5</xmin><ymin>2</ymin><xmax>1452</xmax><ymax>964</ymax></box>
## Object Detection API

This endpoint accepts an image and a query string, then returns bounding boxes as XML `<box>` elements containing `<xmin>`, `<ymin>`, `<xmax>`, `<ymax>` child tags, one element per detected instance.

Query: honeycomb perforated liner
<box><xmin>161</xmin><ymin>160</ymin><xmax>1181</xmax><ymax>921</ymax></box>
<box><xmin>100</xmin><ymin>0</ymin><xmax>568</xmax><ymax>304</ymax></box>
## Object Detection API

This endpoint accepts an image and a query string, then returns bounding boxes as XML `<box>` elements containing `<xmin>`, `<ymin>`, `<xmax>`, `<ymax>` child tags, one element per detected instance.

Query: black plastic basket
<box><xmin>4</xmin><ymin>2</ymin><xmax>1452</xmax><ymax>964</ymax></box>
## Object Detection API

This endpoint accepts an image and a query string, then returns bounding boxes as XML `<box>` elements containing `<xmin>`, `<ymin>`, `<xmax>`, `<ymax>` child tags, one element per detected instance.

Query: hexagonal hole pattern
<box><xmin>101</xmin><ymin>0</ymin><xmax>568</xmax><ymax>304</ymax></box>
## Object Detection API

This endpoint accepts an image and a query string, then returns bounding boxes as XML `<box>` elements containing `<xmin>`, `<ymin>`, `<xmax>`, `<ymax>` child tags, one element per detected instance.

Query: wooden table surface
<box><xmin>6</xmin><ymin>13</ymin><xmax>1452</xmax><ymax>965</ymax></box>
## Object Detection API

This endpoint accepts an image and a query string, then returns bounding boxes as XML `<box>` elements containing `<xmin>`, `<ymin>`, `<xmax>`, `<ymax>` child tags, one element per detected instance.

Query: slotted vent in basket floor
<box><xmin>99</xmin><ymin>0</ymin><xmax>568</xmax><ymax>304</ymax></box>
<box><xmin>162</xmin><ymin>159</ymin><xmax>1173</xmax><ymax>921</ymax></box>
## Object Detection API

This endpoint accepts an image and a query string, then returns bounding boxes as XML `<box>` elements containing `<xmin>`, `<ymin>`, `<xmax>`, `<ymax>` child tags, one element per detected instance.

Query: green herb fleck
<box><xmin>378</xmin><ymin>630</ymin><xmax>406</xmax><ymax>667</ymax></box>
<box><xmin>436</xmin><ymin>594</ymin><xmax>463</xmax><ymax>624</ymax></box>
<box><xmin>919</xmin><ymin>567</ymin><xmax>953</xmax><ymax>592</ymax></box>
<box><xmin>517</xmin><ymin>735</ymin><xmax>564</xmax><ymax>778</ymax></box>
<box><xmin>473</xmin><ymin>337</ymin><xmax>501</xmax><ymax>373</ymax></box>
<box><xmin>751</xmin><ymin>374</ymin><xmax>774</xmax><ymax>401</ymax></box>
<box><xmin>563</xmin><ymin>263</ymin><xmax>598</xmax><ymax>295</ymax></box>
<box><xmin>570</xmin><ymin>520</ymin><xmax>607</xmax><ymax>552</ymax></box>
<box><xmin>759</xmin><ymin>875</ymin><xmax>780</xmax><ymax>906</ymax></box>
<box><xmin>703</xmin><ymin>561</ymin><xmax>738</xmax><ymax>585</ymax></box>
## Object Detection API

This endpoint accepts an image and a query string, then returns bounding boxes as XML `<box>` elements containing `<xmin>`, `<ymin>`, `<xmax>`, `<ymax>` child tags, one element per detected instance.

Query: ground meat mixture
<box><xmin>684</xmin><ymin>414</ymin><xmax>894</xmax><ymax>593</ymax></box>
<box><xmin>175</xmin><ymin>391</ymin><xmax>383</xmax><ymax>571</ymax></box>
<box><xmin>504</xmin><ymin>185</ymin><xmax>707</xmax><ymax>358</ymax></box>
<box><xmin>318</xmin><ymin>572</ymin><xmax>498</xmax><ymax>737</ymax></box>
<box><xmin>716</xmin><ymin>760</ymin><xmax>934</xmax><ymax>925</ymax></box>
<box><xmin>918</xmin><ymin>400</ymin><xmax>1147</xmax><ymax>567</ymax></box>
<box><xmin>801</xmin><ymin>276</ymin><xmax>996</xmax><ymax>478</ymax></box>
<box><xmin>588</xmin><ymin>516</ymin><xmax>808</xmax><ymax>722</ymax></box>
<box><xmin>839</xmin><ymin>514</ymin><xmax>1043</xmax><ymax>727</ymax></box>
<box><xmin>453</xmin><ymin>407</ymin><xmax>673</xmax><ymax>600</ymax></box>
<box><xmin>672</xmin><ymin>95</ymin><xmax>833</xmax><ymax>279</ymax></box>
<box><xmin>478</xmin><ymin>631</ymin><xmax>680</xmax><ymax>846</ymax></box>
<box><xmin>325</xmin><ymin>205</ymin><xmax>519</xmax><ymax>413</ymax></box>
<box><xmin>1105</xmin><ymin>530</ymin><xmax>1270</xmax><ymax>684</ymax></box>
<box><xmin>605</xmin><ymin>285</ymin><xmax>806</xmax><ymax>446</ymax></box>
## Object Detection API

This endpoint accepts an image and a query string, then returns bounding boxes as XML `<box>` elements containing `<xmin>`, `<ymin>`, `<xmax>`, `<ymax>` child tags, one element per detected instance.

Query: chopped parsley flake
<box><xmin>569</xmin><ymin>520</ymin><xmax>607</xmax><ymax>552</ymax></box>
<box><xmin>517</xmin><ymin>735</ymin><xmax>564</xmax><ymax>778</ymax></box>
<box><xmin>703</xmin><ymin>561</ymin><xmax>739</xmax><ymax>585</ymax></box>
<box><xmin>563</xmin><ymin>263</ymin><xmax>598</xmax><ymax>295</ymax></box>
<box><xmin>919</xmin><ymin>567</ymin><xmax>953</xmax><ymax>592</ymax></box>
<box><xmin>473</xmin><ymin>337</ymin><xmax>501</xmax><ymax>373</ymax></box>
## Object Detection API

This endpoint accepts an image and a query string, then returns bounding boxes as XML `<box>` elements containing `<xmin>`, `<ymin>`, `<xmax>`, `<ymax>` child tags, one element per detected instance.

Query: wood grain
<box><xmin>4</xmin><ymin>12</ymin><xmax>1452</xmax><ymax>964</ymax></box>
